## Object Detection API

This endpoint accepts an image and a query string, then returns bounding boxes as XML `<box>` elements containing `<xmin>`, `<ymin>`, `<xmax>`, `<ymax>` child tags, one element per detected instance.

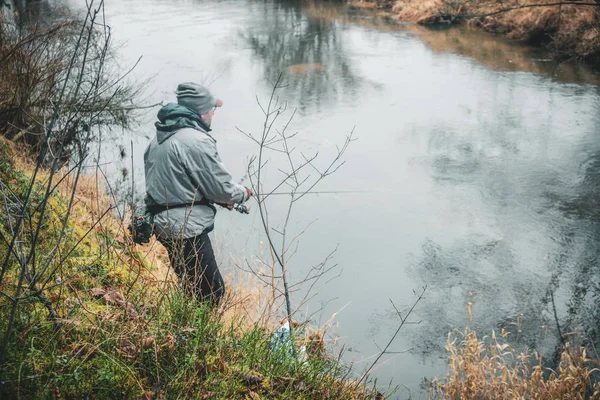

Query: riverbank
<box><xmin>0</xmin><ymin>138</ymin><xmax>379</xmax><ymax>398</ymax></box>
<box><xmin>0</xmin><ymin>4</ymin><xmax>377</xmax><ymax>397</ymax></box>
<box><xmin>351</xmin><ymin>0</ymin><xmax>600</xmax><ymax>61</ymax></box>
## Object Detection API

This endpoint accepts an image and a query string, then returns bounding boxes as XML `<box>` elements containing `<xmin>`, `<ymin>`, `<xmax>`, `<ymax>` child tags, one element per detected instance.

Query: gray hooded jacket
<box><xmin>144</xmin><ymin>103</ymin><xmax>248</xmax><ymax>239</ymax></box>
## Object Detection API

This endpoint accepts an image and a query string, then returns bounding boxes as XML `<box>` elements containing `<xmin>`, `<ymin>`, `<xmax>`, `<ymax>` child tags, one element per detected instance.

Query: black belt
<box><xmin>146</xmin><ymin>197</ymin><xmax>214</xmax><ymax>216</ymax></box>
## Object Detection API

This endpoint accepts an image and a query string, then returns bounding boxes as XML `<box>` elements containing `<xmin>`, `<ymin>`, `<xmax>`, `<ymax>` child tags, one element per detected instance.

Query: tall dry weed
<box><xmin>392</xmin><ymin>0</ymin><xmax>446</xmax><ymax>23</ymax></box>
<box><xmin>431</xmin><ymin>327</ymin><xmax>600</xmax><ymax>399</ymax></box>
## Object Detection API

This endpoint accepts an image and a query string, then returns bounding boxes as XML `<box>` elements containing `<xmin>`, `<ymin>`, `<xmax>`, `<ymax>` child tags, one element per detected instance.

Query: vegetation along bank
<box><xmin>352</xmin><ymin>0</ymin><xmax>600</xmax><ymax>61</ymax></box>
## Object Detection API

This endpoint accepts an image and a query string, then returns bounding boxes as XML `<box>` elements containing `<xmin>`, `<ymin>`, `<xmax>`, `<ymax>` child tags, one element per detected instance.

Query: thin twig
<box><xmin>355</xmin><ymin>286</ymin><xmax>427</xmax><ymax>389</ymax></box>
<box><xmin>444</xmin><ymin>1</ymin><xmax>599</xmax><ymax>20</ymax></box>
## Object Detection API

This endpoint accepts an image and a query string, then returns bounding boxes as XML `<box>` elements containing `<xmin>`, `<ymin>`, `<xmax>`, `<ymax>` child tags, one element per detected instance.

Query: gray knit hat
<box><xmin>175</xmin><ymin>82</ymin><xmax>223</xmax><ymax>116</ymax></box>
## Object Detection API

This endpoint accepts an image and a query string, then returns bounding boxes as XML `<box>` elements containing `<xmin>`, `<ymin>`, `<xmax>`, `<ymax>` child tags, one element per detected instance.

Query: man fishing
<box><xmin>143</xmin><ymin>82</ymin><xmax>253</xmax><ymax>305</ymax></box>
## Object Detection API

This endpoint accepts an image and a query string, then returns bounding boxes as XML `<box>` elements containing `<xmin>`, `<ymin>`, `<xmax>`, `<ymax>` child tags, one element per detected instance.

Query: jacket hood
<box><xmin>154</xmin><ymin>103</ymin><xmax>211</xmax><ymax>144</ymax></box>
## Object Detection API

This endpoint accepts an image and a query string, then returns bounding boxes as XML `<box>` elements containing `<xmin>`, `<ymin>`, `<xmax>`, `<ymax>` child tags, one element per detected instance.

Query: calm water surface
<box><xmin>66</xmin><ymin>0</ymin><xmax>600</xmax><ymax>397</ymax></box>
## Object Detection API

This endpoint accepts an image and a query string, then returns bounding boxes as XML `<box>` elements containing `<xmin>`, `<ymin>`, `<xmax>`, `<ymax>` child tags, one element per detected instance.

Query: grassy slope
<box><xmin>0</xmin><ymin>140</ymin><xmax>374</xmax><ymax>399</ymax></box>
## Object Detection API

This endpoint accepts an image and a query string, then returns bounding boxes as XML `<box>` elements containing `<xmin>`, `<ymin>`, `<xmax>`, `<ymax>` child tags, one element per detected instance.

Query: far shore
<box><xmin>350</xmin><ymin>0</ymin><xmax>600</xmax><ymax>62</ymax></box>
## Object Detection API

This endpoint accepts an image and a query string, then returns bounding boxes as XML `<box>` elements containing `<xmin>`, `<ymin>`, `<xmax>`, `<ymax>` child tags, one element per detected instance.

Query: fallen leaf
<box><xmin>142</xmin><ymin>337</ymin><xmax>156</xmax><ymax>349</ymax></box>
<box><xmin>247</xmin><ymin>391</ymin><xmax>261</xmax><ymax>400</ymax></box>
<box><xmin>116</xmin><ymin>343</ymin><xmax>138</xmax><ymax>361</ymax></box>
<box><xmin>207</xmin><ymin>357</ymin><xmax>230</xmax><ymax>374</ymax></box>
<box><xmin>18</xmin><ymin>325</ymin><xmax>33</xmax><ymax>343</ymax></box>
<box><xmin>244</xmin><ymin>374</ymin><xmax>264</xmax><ymax>386</ymax></box>
<box><xmin>161</xmin><ymin>335</ymin><xmax>175</xmax><ymax>350</ymax></box>
<box><xmin>49</xmin><ymin>292</ymin><xmax>61</xmax><ymax>302</ymax></box>
<box><xmin>286</xmin><ymin>63</ymin><xmax>325</xmax><ymax>74</ymax></box>
<box><xmin>90</xmin><ymin>287</ymin><xmax>106</xmax><ymax>297</ymax></box>
<box><xmin>101</xmin><ymin>288</ymin><xmax>138</xmax><ymax>316</ymax></box>
<box><xmin>103</xmin><ymin>289</ymin><xmax>125</xmax><ymax>305</ymax></box>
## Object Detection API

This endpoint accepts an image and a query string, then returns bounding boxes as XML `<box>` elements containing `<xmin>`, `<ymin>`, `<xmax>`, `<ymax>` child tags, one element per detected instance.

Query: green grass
<box><xmin>0</xmin><ymin>141</ymin><xmax>376</xmax><ymax>399</ymax></box>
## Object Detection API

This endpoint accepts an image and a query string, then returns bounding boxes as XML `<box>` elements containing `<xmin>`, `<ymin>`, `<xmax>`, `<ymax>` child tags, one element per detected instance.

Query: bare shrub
<box><xmin>0</xmin><ymin>0</ymin><xmax>144</xmax><ymax>366</ymax></box>
<box><xmin>0</xmin><ymin>1</ymin><xmax>142</xmax><ymax>162</ymax></box>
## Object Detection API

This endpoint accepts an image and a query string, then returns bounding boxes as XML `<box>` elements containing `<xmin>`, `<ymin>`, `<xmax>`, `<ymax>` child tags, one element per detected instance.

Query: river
<box><xmin>62</xmin><ymin>0</ymin><xmax>600</xmax><ymax>397</ymax></box>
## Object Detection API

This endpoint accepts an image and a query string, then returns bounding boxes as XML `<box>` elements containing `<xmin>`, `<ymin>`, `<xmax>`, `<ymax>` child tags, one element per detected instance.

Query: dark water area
<box><xmin>50</xmin><ymin>0</ymin><xmax>600</xmax><ymax>397</ymax></box>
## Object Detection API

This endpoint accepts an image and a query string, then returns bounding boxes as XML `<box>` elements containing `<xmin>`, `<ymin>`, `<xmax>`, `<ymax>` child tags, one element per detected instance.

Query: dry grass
<box><xmin>352</xmin><ymin>0</ymin><xmax>380</xmax><ymax>10</ymax></box>
<box><xmin>302</xmin><ymin>1</ymin><xmax>409</xmax><ymax>33</ymax></box>
<box><xmin>359</xmin><ymin>0</ymin><xmax>600</xmax><ymax>59</ymax></box>
<box><xmin>431</xmin><ymin>327</ymin><xmax>600</xmax><ymax>399</ymax></box>
<box><xmin>392</xmin><ymin>0</ymin><xmax>446</xmax><ymax>22</ymax></box>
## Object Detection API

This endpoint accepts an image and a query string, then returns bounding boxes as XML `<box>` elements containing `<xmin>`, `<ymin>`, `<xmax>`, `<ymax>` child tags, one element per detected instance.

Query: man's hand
<box><xmin>216</xmin><ymin>202</ymin><xmax>234</xmax><ymax>210</ymax></box>
<box><xmin>245</xmin><ymin>187</ymin><xmax>253</xmax><ymax>200</ymax></box>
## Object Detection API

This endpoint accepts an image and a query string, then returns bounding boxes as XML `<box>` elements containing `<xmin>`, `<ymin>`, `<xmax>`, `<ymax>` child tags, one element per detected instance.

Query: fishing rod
<box><xmin>218</xmin><ymin>190</ymin><xmax>361</xmax><ymax>214</ymax></box>
<box><xmin>258</xmin><ymin>190</ymin><xmax>363</xmax><ymax>196</ymax></box>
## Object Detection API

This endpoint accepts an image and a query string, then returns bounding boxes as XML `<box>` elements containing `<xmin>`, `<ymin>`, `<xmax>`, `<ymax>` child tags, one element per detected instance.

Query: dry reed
<box><xmin>431</xmin><ymin>327</ymin><xmax>600</xmax><ymax>399</ymax></box>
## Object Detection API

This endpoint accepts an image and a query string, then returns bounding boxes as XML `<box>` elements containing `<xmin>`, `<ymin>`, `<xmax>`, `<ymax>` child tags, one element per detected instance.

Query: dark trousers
<box><xmin>160</xmin><ymin>231</ymin><xmax>225</xmax><ymax>305</ymax></box>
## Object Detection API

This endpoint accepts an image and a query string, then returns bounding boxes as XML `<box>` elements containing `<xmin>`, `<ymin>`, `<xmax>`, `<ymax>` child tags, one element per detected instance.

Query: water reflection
<box><xmin>8</xmin><ymin>0</ymin><xmax>57</xmax><ymax>23</ymax></box>
<box><xmin>282</xmin><ymin>1</ymin><xmax>600</xmax><ymax>87</ymax></box>
<box><xmin>240</xmin><ymin>0</ymin><xmax>367</xmax><ymax>112</ymax></box>
<box><xmin>237</xmin><ymin>0</ymin><xmax>600</xmax><ymax>381</ymax></box>
<box><xmin>403</xmin><ymin>236</ymin><xmax>552</xmax><ymax>355</ymax></box>
<box><xmin>553</xmin><ymin>150</ymin><xmax>600</xmax><ymax>361</ymax></box>
<box><xmin>411</xmin><ymin>25</ymin><xmax>600</xmax><ymax>86</ymax></box>
<box><xmin>400</xmin><ymin>132</ymin><xmax>600</xmax><ymax>370</ymax></box>
<box><xmin>560</xmin><ymin>152</ymin><xmax>600</xmax><ymax>223</ymax></box>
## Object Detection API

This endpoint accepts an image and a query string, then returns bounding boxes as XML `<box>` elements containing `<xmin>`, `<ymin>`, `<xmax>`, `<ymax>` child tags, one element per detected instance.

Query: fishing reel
<box><xmin>233</xmin><ymin>204</ymin><xmax>250</xmax><ymax>214</ymax></box>
<box><xmin>217</xmin><ymin>202</ymin><xmax>250</xmax><ymax>214</ymax></box>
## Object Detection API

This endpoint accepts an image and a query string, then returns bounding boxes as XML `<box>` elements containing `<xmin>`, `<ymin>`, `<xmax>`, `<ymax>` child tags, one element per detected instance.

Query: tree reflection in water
<box><xmin>554</xmin><ymin>150</ymin><xmax>600</xmax><ymax>363</ymax></box>
<box><xmin>403</xmin><ymin>139</ymin><xmax>600</xmax><ymax>370</ymax></box>
<box><xmin>6</xmin><ymin>0</ymin><xmax>56</xmax><ymax>24</ymax></box>
<box><xmin>239</xmin><ymin>0</ymin><xmax>368</xmax><ymax>113</ymax></box>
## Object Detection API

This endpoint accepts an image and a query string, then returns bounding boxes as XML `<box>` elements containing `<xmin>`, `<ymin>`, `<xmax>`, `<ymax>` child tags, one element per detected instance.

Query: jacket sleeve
<box><xmin>182</xmin><ymin>138</ymin><xmax>247</xmax><ymax>205</ymax></box>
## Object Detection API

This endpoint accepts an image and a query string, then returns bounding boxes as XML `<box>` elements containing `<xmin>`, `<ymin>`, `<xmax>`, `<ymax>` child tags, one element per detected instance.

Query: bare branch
<box><xmin>455</xmin><ymin>2</ymin><xmax>599</xmax><ymax>20</ymax></box>
<box><xmin>355</xmin><ymin>286</ymin><xmax>427</xmax><ymax>389</ymax></box>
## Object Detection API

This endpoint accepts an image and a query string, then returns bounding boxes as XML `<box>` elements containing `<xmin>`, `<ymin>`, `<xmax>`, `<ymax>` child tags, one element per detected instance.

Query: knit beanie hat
<box><xmin>176</xmin><ymin>82</ymin><xmax>223</xmax><ymax>116</ymax></box>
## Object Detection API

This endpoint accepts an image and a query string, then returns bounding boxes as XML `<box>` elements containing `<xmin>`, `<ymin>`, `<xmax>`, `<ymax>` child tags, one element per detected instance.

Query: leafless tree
<box><xmin>237</xmin><ymin>74</ymin><xmax>355</xmax><ymax>338</ymax></box>
<box><xmin>0</xmin><ymin>0</ymin><xmax>144</xmax><ymax>366</ymax></box>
